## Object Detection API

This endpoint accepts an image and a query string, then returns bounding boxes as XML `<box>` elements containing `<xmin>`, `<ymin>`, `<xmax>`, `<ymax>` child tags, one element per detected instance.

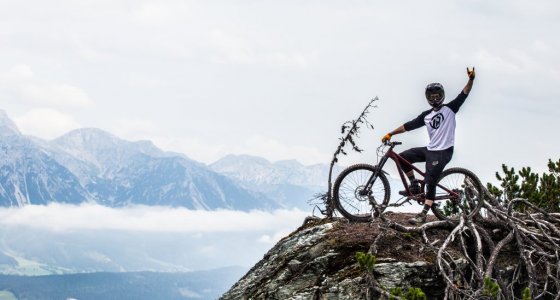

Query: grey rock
<box><xmin>220</xmin><ymin>218</ymin><xmax>452</xmax><ymax>300</ymax></box>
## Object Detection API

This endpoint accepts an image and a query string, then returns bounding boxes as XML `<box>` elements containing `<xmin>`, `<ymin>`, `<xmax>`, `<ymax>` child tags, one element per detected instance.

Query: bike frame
<box><xmin>366</xmin><ymin>142</ymin><xmax>459</xmax><ymax>201</ymax></box>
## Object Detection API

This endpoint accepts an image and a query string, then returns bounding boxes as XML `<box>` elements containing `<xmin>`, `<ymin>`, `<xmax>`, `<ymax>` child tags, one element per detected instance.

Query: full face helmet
<box><xmin>425</xmin><ymin>83</ymin><xmax>445</xmax><ymax>108</ymax></box>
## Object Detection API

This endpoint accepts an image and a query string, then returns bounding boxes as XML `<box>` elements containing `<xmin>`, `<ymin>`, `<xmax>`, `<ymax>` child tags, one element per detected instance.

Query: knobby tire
<box><xmin>333</xmin><ymin>164</ymin><xmax>391</xmax><ymax>222</ymax></box>
<box><xmin>431</xmin><ymin>167</ymin><xmax>484</xmax><ymax>221</ymax></box>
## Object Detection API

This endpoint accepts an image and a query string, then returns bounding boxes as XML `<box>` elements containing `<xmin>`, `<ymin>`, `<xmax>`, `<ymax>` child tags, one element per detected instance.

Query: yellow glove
<box><xmin>381</xmin><ymin>133</ymin><xmax>392</xmax><ymax>143</ymax></box>
<box><xmin>467</xmin><ymin>67</ymin><xmax>475</xmax><ymax>80</ymax></box>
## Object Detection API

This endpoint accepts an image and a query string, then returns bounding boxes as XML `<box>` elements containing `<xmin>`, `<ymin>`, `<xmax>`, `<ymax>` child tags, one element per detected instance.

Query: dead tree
<box><xmin>312</xmin><ymin>97</ymin><xmax>378</xmax><ymax>217</ymax></box>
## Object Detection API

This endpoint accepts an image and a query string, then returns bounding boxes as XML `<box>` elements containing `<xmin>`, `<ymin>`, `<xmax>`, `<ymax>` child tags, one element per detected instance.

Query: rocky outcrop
<box><xmin>220</xmin><ymin>215</ymin><xmax>466</xmax><ymax>300</ymax></box>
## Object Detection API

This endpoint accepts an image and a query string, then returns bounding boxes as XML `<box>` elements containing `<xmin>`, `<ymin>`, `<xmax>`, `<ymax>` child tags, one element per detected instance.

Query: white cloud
<box><xmin>507</xmin><ymin>0</ymin><xmax>560</xmax><ymax>19</ymax></box>
<box><xmin>532</xmin><ymin>40</ymin><xmax>552</xmax><ymax>53</ymax></box>
<box><xmin>19</xmin><ymin>83</ymin><xmax>92</xmax><ymax>108</ymax></box>
<box><xmin>551</xmin><ymin>69</ymin><xmax>560</xmax><ymax>83</ymax></box>
<box><xmin>6</xmin><ymin>64</ymin><xmax>34</xmax><ymax>79</ymax></box>
<box><xmin>263</xmin><ymin>51</ymin><xmax>311</xmax><ymax>68</ymax></box>
<box><xmin>473</xmin><ymin>50</ymin><xmax>522</xmax><ymax>74</ymax></box>
<box><xmin>13</xmin><ymin>108</ymin><xmax>82</xmax><ymax>139</ymax></box>
<box><xmin>0</xmin><ymin>65</ymin><xmax>93</xmax><ymax>108</ymax></box>
<box><xmin>178</xmin><ymin>288</ymin><xmax>203</xmax><ymax>299</ymax></box>
<box><xmin>209</xmin><ymin>30</ymin><xmax>311</xmax><ymax>68</ymax></box>
<box><xmin>0</xmin><ymin>203</ymin><xmax>309</xmax><ymax>234</ymax></box>
<box><xmin>0</xmin><ymin>204</ymin><xmax>309</xmax><ymax>271</ymax></box>
<box><xmin>131</xmin><ymin>2</ymin><xmax>189</xmax><ymax>25</ymax></box>
<box><xmin>0</xmin><ymin>1</ymin><xmax>558</xmax><ymax>182</ymax></box>
<box><xmin>209</xmin><ymin>30</ymin><xmax>261</xmax><ymax>65</ymax></box>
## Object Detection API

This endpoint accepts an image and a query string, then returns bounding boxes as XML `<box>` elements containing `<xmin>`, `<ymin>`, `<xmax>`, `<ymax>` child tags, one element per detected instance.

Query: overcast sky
<box><xmin>1</xmin><ymin>0</ymin><xmax>559</xmax><ymax>184</ymax></box>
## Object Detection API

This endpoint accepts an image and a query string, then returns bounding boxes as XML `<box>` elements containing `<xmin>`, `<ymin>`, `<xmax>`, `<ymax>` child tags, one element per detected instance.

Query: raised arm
<box><xmin>448</xmin><ymin>67</ymin><xmax>476</xmax><ymax>113</ymax></box>
<box><xmin>463</xmin><ymin>67</ymin><xmax>475</xmax><ymax>94</ymax></box>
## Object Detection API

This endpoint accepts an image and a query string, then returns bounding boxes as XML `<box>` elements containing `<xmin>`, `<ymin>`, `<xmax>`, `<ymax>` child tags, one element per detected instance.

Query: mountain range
<box><xmin>0</xmin><ymin>110</ymin><xmax>332</xmax><ymax>210</ymax></box>
<box><xmin>210</xmin><ymin>154</ymin><xmax>337</xmax><ymax>209</ymax></box>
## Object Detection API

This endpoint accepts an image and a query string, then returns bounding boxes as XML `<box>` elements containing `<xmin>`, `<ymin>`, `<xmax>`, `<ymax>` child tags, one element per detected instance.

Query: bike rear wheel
<box><xmin>333</xmin><ymin>164</ymin><xmax>391</xmax><ymax>222</ymax></box>
<box><xmin>431</xmin><ymin>167</ymin><xmax>484</xmax><ymax>221</ymax></box>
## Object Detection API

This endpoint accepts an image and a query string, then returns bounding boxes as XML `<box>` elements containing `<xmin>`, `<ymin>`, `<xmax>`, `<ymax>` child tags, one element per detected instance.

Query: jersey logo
<box><xmin>430</xmin><ymin>113</ymin><xmax>445</xmax><ymax>129</ymax></box>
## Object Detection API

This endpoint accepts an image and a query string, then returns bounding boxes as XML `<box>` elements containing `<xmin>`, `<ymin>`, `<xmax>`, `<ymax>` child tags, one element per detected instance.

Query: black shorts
<box><xmin>399</xmin><ymin>146</ymin><xmax>454</xmax><ymax>185</ymax></box>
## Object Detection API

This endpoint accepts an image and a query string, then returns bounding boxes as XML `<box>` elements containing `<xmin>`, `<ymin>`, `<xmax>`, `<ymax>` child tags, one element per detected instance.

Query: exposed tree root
<box><xmin>364</xmin><ymin>191</ymin><xmax>560</xmax><ymax>299</ymax></box>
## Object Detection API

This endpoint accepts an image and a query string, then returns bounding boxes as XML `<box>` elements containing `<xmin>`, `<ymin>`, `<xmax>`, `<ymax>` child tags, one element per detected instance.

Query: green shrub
<box><xmin>402</xmin><ymin>233</ymin><xmax>413</xmax><ymax>239</ymax></box>
<box><xmin>389</xmin><ymin>287</ymin><xmax>426</xmax><ymax>300</ymax></box>
<box><xmin>405</xmin><ymin>287</ymin><xmax>426</xmax><ymax>300</ymax></box>
<box><xmin>483</xmin><ymin>277</ymin><xmax>500</xmax><ymax>298</ymax></box>
<box><xmin>389</xmin><ymin>287</ymin><xmax>402</xmax><ymax>300</ymax></box>
<box><xmin>355</xmin><ymin>251</ymin><xmax>376</xmax><ymax>273</ymax></box>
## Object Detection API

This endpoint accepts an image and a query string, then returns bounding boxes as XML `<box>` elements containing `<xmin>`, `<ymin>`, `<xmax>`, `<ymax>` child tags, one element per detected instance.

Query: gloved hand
<box><xmin>381</xmin><ymin>133</ymin><xmax>392</xmax><ymax>143</ymax></box>
<box><xmin>467</xmin><ymin>67</ymin><xmax>475</xmax><ymax>80</ymax></box>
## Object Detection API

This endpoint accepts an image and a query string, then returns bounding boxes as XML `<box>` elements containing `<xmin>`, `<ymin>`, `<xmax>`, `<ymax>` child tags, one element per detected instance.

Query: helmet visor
<box><xmin>426</xmin><ymin>91</ymin><xmax>444</xmax><ymax>107</ymax></box>
<box><xmin>427</xmin><ymin>92</ymin><xmax>444</xmax><ymax>101</ymax></box>
<box><xmin>425</xmin><ymin>83</ymin><xmax>445</xmax><ymax>107</ymax></box>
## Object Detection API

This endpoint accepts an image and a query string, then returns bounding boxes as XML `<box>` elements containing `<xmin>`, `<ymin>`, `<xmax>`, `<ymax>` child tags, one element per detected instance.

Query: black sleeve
<box><xmin>403</xmin><ymin>110</ymin><xmax>430</xmax><ymax>131</ymax></box>
<box><xmin>446</xmin><ymin>91</ymin><xmax>468</xmax><ymax>114</ymax></box>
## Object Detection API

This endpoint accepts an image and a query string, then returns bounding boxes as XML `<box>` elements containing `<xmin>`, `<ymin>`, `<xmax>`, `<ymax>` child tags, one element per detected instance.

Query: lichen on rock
<box><xmin>220</xmin><ymin>216</ymin><xmax>467</xmax><ymax>299</ymax></box>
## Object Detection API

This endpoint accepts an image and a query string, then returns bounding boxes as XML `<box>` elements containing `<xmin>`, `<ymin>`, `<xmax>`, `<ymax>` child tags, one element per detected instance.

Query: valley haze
<box><xmin>0</xmin><ymin>109</ymin><xmax>320</xmax><ymax>296</ymax></box>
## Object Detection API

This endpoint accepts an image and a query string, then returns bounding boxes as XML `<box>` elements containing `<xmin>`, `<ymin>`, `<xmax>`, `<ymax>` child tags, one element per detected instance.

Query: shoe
<box><xmin>398</xmin><ymin>179</ymin><xmax>421</xmax><ymax>196</ymax></box>
<box><xmin>408</xmin><ymin>213</ymin><xmax>427</xmax><ymax>225</ymax></box>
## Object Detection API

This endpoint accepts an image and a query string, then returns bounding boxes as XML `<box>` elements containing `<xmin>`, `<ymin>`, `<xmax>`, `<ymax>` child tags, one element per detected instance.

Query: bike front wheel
<box><xmin>431</xmin><ymin>167</ymin><xmax>484</xmax><ymax>221</ymax></box>
<box><xmin>333</xmin><ymin>164</ymin><xmax>391</xmax><ymax>222</ymax></box>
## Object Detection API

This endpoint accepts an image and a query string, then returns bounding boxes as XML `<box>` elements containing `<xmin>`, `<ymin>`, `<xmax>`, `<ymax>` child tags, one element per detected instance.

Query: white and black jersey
<box><xmin>403</xmin><ymin>92</ymin><xmax>468</xmax><ymax>151</ymax></box>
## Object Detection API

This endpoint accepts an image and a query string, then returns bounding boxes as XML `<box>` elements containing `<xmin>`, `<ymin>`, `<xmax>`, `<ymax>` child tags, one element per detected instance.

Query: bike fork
<box><xmin>365</xmin><ymin>155</ymin><xmax>389</xmax><ymax>191</ymax></box>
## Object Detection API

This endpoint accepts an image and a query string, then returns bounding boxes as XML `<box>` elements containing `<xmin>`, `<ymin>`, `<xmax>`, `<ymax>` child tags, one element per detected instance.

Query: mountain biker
<box><xmin>381</xmin><ymin>67</ymin><xmax>475</xmax><ymax>225</ymax></box>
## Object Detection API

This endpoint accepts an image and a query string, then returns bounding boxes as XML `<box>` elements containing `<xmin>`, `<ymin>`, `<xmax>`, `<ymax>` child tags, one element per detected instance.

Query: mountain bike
<box><xmin>332</xmin><ymin>141</ymin><xmax>484</xmax><ymax>222</ymax></box>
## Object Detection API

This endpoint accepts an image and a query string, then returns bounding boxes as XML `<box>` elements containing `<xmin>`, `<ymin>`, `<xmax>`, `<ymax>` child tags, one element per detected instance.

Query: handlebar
<box><xmin>383</xmin><ymin>141</ymin><xmax>402</xmax><ymax>147</ymax></box>
<box><xmin>377</xmin><ymin>141</ymin><xmax>401</xmax><ymax>157</ymax></box>
<box><xmin>377</xmin><ymin>141</ymin><xmax>401</xmax><ymax>158</ymax></box>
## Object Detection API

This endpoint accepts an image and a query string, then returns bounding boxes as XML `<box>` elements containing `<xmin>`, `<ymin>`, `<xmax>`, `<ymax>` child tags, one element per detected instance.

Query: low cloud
<box><xmin>0</xmin><ymin>204</ymin><xmax>311</xmax><ymax>271</ymax></box>
<box><xmin>0</xmin><ymin>203</ymin><xmax>309</xmax><ymax>234</ymax></box>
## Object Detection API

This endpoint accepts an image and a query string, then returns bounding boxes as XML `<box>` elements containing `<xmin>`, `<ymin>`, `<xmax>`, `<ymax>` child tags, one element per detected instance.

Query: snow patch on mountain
<box><xmin>0</xmin><ymin>111</ymin><xmax>278</xmax><ymax>210</ymax></box>
<box><xmin>210</xmin><ymin>154</ymin><xmax>340</xmax><ymax>210</ymax></box>
<box><xmin>210</xmin><ymin>154</ymin><xmax>334</xmax><ymax>187</ymax></box>
<box><xmin>0</xmin><ymin>110</ymin><xmax>21</xmax><ymax>137</ymax></box>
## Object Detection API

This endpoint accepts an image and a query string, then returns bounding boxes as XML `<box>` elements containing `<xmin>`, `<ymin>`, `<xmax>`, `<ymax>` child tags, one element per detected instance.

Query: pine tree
<box><xmin>487</xmin><ymin>159</ymin><xmax>560</xmax><ymax>212</ymax></box>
